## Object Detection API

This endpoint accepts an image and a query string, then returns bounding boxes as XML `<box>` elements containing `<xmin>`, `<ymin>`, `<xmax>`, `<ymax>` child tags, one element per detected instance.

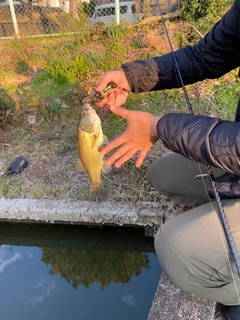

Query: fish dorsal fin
<box><xmin>101</xmin><ymin>159</ymin><xmax>111</xmax><ymax>173</ymax></box>
<box><xmin>75</xmin><ymin>159</ymin><xmax>85</xmax><ymax>173</ymax></box>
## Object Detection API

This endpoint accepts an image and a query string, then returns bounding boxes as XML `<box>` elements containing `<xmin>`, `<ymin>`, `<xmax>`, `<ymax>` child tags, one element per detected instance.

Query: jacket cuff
<box><xmin>157</xmin><ymin>113</ymin><xmax>220</xmax><ymax>163</ymax></box>
<box><xmin>121</xmin><ymin>59</ymin><xmax>161</xmax><ymax>93</ymax></box>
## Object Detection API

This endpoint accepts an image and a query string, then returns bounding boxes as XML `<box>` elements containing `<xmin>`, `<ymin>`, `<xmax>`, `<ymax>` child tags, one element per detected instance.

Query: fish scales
<box><xmin>78</xmin><ymin>129</ymin><xmax>104</xmax><ymax>189</ymax></box>
<box><xmin>75</xmin><ymin>104</ymin><xmax>111</xmax><ymax>199</ymax></box>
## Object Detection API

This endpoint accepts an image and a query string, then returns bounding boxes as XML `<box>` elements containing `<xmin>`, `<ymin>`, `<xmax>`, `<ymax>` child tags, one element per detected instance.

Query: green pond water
<box><xmin>0</xmin><ymin>223</ymin><xmax>161</xmax><ymax>320</ymax></box>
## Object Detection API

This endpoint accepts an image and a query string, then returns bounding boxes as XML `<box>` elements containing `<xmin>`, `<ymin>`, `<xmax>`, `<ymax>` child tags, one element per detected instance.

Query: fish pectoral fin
<box><xmin>102</xmin><ymin>134</ymin><xmax>109</xmax><ymax>146</ymax></box>
<box><xmin>98</xmin><ymin>143</ymin><xmax>104</xmax><ymax>152</ymax></box>
<box><xmin>91</xmin><ymin>135</ymin><xmax>98</xmax><ymax>149</ymax></box>
<box><xmin>98</xmin><ymin>135</ymin><xmax>109</xmax><ymax>152</ymax></box>
<box><xmin>101</xmin><ymin>159</ymin><xmax>111</xmax><ymax>173</ymax></box>
<box><xmin>75</xmin><ymin>159</ymin><xmax>85</xmax><ymax>173</ymax></box>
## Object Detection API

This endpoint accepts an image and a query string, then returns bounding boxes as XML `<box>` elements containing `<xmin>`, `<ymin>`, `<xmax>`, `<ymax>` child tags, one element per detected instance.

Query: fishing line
<box><xmin>197</xmin><ymin>163</ymin><xmax>240</xmax><ymax>303</ymax></box>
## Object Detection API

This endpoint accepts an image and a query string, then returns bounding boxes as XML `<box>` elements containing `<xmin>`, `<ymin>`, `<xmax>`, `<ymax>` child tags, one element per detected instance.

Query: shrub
<box><xmin>181</xmin><ymin>0</ymin><xmax>232</xmax><ymax>21</ymax></box>
<box><xmin>0</xmin><ymin>90</ymin><xmax>15</xmax><ymax>116</ymax></box>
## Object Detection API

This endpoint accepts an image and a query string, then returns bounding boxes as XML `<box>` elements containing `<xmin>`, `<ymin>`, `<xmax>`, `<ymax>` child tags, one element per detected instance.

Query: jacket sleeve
<box><xmin>121</xmin><ymin>0</ymin><xmax>240</xmax><ymax>93</ymax></box>
<box><xmin>157</xmin><ymin>113</ymin><xmax>240</xmax><ymax>175</ymax></box>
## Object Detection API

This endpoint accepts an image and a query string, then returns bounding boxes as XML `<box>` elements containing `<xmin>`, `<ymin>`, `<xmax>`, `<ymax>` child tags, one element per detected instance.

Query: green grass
<box><xmin>0</xmin><ymin>177</ymin><xmax>27</xmax><ymax>198</ymax></box>
<box><xmin>0</xmin><ymin>19</ymin><xmax>238</xmax><ymax>201</ymax></box>
<box><xmin>30</xmin><ymin>72</ymin><xmax>75</xmax><ymax>100</ymax></box>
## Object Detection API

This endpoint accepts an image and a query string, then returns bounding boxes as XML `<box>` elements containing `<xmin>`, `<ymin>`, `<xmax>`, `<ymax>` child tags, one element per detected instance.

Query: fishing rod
<box><xmin>156</xmin><ymin>0</ymin><xmax>240</xmax><ymax>276</ymax></box>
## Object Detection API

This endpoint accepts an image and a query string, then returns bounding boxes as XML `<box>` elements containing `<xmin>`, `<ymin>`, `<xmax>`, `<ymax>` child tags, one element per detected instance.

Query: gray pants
<box><xmin>147</xmin><ymin>153</ymin><xmax>240</xmax><ymax>305</ymax></box>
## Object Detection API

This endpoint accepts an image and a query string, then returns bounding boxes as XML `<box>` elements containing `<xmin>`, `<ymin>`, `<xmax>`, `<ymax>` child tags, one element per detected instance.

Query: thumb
<box><xmin>96</xmin><ymin>73</ymin><xmax>114</xmax><ymax>92</ymax></box>
<box><xmin>110</xmin><ymin>105</ymin><xmax>128</xmax><ymax>119</ymax></box>
<box><xmin>96</xmin><ymin>79</ymin><xmax>109</xmax><ymax>92</ymax></box>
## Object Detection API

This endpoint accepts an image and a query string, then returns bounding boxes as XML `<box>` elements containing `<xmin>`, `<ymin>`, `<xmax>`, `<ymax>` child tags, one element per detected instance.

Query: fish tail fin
<box><xmin>90</xmin><ymin>183</ymin><xmax>107</xmax><ymax>200</ymax></box>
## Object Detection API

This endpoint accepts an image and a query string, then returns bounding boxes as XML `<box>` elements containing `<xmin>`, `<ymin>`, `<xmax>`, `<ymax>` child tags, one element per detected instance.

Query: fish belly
<box><xmin>78</xmin><ymin>130</ymin><xmax>106</xmax><ymax>198</ymax></box>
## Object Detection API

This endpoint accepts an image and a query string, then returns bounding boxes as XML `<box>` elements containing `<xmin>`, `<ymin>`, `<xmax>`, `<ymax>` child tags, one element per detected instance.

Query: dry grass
<box><xmin>0</xmin><ymin>21</ymin><xmax>237</xmax><ymax>208</ymax></box>
<box><xmin>142</xmin><ymin>22</ymin><xmax>180</xmax><ymax>53</ymax></box>
<box><xmin>0</xmin><ymin>57</ymin><xmax>166</xmax><ymax>202</ymax></box>
<box><xmin>0</xmin><ymin>94</ymin><xmax>169</xmax><ymax>204</ymax></box>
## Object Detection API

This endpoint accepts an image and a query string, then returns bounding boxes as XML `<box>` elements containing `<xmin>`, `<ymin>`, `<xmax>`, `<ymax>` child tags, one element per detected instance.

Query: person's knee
<box><xmin>147</xmin><ymin>159</ymin><xmax>164</xmax><ymax>191</ymax></box>
<box><xmin>154</xmin><ymin>223</ymin><xmax>199</xmax><ymax>294</ymax></box>
<box><xmin>154</xmin><ymin>225</ymin><xmax>183</xmax><ymax>277</ymax></box>
<box><xmin>146</xmin><ymin>153</ymin><xmax>180</xmax><ymax>193</ymax></box>
<box><xmin>146</xmin><ymin>161</ymin><xmax>156</xmax><ymax>187</ymax></box>
<box><xmin>154</xmin><ymin>223</ymin><xmax>238</xmax><ymax>304</ymax></box>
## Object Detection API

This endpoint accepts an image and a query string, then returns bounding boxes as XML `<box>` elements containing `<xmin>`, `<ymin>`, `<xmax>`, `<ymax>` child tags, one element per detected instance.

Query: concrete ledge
<box><xmin>148</xmin><ymin>272</ymin><xmax>217</xmax><ymax>320</ymax></box>
<box><xmin>0</xmin><ymin>197</ymin><xmax>222</xmax><ymax>319</ymax></box>
<box><xmin>0</xmin><ymin>198</ymin><xmax>163</xmax><ymax>228</ymax></box>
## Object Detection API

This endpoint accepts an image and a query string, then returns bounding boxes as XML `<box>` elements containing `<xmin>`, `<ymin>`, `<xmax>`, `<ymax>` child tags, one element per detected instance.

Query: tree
<box><xmin>69</xmin><ymin>0</ymin><xmax>81</xmax><ymax>20</ymax></box>
<box><xmin>41</xmin><ymin>247</ymin><xmax>150</xmax><ymax>290</ymax></box>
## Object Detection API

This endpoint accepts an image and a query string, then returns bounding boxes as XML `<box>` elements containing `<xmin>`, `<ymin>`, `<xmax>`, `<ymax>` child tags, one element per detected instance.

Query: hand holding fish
<box><xmin>96</xmin><ymin>69</ymin><xmax>131</xmax><ymax>110</ymax></box>
<box><xmin>102</xmin><ymin>105</ymin><xmax>160</xmax><ymax>168</ymax></box>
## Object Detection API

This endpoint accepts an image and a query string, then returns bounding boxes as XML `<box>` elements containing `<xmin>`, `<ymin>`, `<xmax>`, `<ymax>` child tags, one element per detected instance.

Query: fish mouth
<box><xmin>81</xmin><ymin>103</ymin><xmax>96</xmax><ymax>116</ymax></box>
<box><xmin>82</xmin><ymin>103</ymin><xmax>93</xmax><ymax>111</ymax></box>
<box><xmin>79</xmin><ymin>103</ymin><xmax>100</xmax><ymax>132</ymax></box>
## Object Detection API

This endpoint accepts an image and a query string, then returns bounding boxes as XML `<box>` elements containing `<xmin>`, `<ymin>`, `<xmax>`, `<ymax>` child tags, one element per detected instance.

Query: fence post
<box><xmin>115</xmin><ymin>0</ymin><xmax>120</xmax><ymax>25</ymax></box>
<box><xmin>9</xmin><ymin>0</ymin><xmax>20</xmax><ymax>38</ymax></box>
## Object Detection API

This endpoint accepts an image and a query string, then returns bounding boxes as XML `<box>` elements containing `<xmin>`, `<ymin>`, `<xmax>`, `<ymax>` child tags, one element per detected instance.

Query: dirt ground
<box><xmin>0</xmin><ymin>69</ymin><xmax>179</xmax><ymax>210</ymax></box>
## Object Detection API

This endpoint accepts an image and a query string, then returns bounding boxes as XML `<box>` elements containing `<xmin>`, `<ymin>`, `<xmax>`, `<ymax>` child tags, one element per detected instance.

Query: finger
<box><xmin>115</xmin><ymin>91</ymin><xmax>127</xmax><ymax>107</ymax></box>
<box><xmin>102</xmin><ymin>135</ymin><xmax>125</xmax><ymax>155</ymax></box>
<box><xmin>96</xmin><ymin>99</ymin><xmax>108</xmax><ymax>109</ymax></box>
<box><xmin>102</xmin><ymin>105</ymin><xmax>111</xmax><ymax>111</ymax></box>
<box><xmin>106</xmin><ymin>92</ymin><xmax>116</xmax><ymax>105</ymax></box>
<box><xmin>105</xmin><ymin>143</ymin><xmax>131</xmax><ymax>165</ymax></box>
<box><xmin>110</xmin><ymin>105</ymin><xmax>129</xmax><ymax>119</ymax></box>
<box><xmin>96</xmin><ymin>73</ymin><xmax>113</xmax><ymax>92</ymax></box>
<box><xmin>114</xmin><ymin>149</ymin><xmax>137</xmax><ymax>168</ymax></box>
<box><xmin>135</xmin><ymin>150</ymin><xmax>148</xmax><ymax>168</ymax></box>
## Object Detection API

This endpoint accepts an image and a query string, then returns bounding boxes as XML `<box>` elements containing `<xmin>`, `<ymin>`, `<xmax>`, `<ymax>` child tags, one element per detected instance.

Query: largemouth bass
<box><xmin>75</xmin><ymin>103</ymin><xmax>111</xmax><ymax>199</ymax></box>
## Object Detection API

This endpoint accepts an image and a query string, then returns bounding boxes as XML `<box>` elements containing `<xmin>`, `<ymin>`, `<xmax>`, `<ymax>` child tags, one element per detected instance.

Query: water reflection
<box><xmin>0</xmin><ymin>223</ymin><xmax>161</xmax><ymax>320</ymax></box>
<box><xmin>42</xmin><ymin>248</ymin><xmax>150</xmax><ymax>290</ymax></box>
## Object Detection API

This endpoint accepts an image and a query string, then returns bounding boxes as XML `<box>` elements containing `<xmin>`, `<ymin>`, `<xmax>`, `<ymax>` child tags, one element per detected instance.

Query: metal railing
<box><xmin>0</xmin><ymin>0</ymin><xmax>181</xmax><ymax>38</ymax></box>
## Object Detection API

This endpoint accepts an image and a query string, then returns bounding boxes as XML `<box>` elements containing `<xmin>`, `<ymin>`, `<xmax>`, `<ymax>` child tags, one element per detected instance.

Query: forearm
<box><xmin>121</xmin><ymin>0</ymin><xmax>240</xmax><ymax>94</ymax></box>
<box><xmin>157</xmin><ymin>113</ymin><xmax>240</xmax><ymax>175</ymax></box>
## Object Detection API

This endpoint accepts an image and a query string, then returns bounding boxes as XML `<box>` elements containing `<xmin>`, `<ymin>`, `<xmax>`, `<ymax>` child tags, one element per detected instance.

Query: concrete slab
<box><xmin>0</xmin><ymin>198</ymin><xmax>163</xmax><ymax>228</ymax></box>
<box><xmin>148</xmin><ymin>272</ymin><xmax>217</xmax><ymax>320</ymax></box>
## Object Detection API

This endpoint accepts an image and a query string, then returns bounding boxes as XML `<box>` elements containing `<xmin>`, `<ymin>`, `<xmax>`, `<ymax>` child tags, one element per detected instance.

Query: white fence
<box><xmin>0</xmin><ymin>0</ymin><xmax>181</xmax><ymax>38</ymax></box>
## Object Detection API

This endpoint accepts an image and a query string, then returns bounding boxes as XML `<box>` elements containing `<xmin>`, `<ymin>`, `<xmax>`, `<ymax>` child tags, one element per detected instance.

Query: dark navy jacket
<box><xmin>121</xmin><ymin>0</ymin><xmax>240</xmax><ymax>175</ymax></box>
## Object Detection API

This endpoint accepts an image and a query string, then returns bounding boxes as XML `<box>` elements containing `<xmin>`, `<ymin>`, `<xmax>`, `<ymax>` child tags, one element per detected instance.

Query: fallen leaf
<box><xmin>20</xmin><ymin>144</ymin><xmax>34</xmax><ymax>152</ymax></box>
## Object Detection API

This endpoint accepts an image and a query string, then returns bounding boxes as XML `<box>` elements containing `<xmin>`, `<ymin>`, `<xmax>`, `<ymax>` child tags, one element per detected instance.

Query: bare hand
<box><xmin>96</xmin><ymin>69</ymin><xmax>131</xmax><ymax>110</ymax></box>
<box><xmin>102</xmin><ymin>105</ymin><xmax>160</xmax><ymax>168</ymax></box>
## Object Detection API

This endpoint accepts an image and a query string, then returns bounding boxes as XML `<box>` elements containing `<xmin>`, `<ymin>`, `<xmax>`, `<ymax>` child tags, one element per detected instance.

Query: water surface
<box><xmin>0</xmin><ymin>223</ymin><xmax>161</xmax><ymax>320</ymax></box>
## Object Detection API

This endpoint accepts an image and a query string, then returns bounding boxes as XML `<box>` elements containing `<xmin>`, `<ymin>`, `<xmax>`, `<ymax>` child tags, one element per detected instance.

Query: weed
<box><xmin>0</xmin><ymin>20</ymin><xmax>238</xmax><ymax>203</ymax></box>
<box><xmin>181</xmin><ymin>0</ymin><xmax>231</xmax><ymax>22</ymax></box>
<box><xmin>0</xmin><ymin>89</ymin><xmax>15</xmax><ymax>115</ymax></box>
<box><xmin>45</xmin><ymin>51</ymin><xmax>102</xmax><ymax>82</ymax></box>
<box><xmin>0</xmin><ymin>177</ymin><xmax>26</xmax><ymax>198</ymax></box>
<box><xmin>48</xmin><ymin>101</ymin><xmax>62</xmax><ymax>114</ymax></box>
<box><xmin>14</xmin><ymin>60</ymin><xmax>29</xmax><ymax>74</ymax></box>
<box><xmin>103</xmin><ymin>24</ymin><xmax>128</xmax><ymax>39</ymax></box>
<box><xmin>39</xmin><ymin>118</ymin><xmax>47</xmax><ymax>126</ymax></box>
<box><xmin>30</xmin><ymin>72</ymin><xmax>75</xmax><ymax>100</ymax></box>
<box><xmin>68</xmin><ymin>56</ymin><xmax>90</xmax><ymax>80</ymax></box>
